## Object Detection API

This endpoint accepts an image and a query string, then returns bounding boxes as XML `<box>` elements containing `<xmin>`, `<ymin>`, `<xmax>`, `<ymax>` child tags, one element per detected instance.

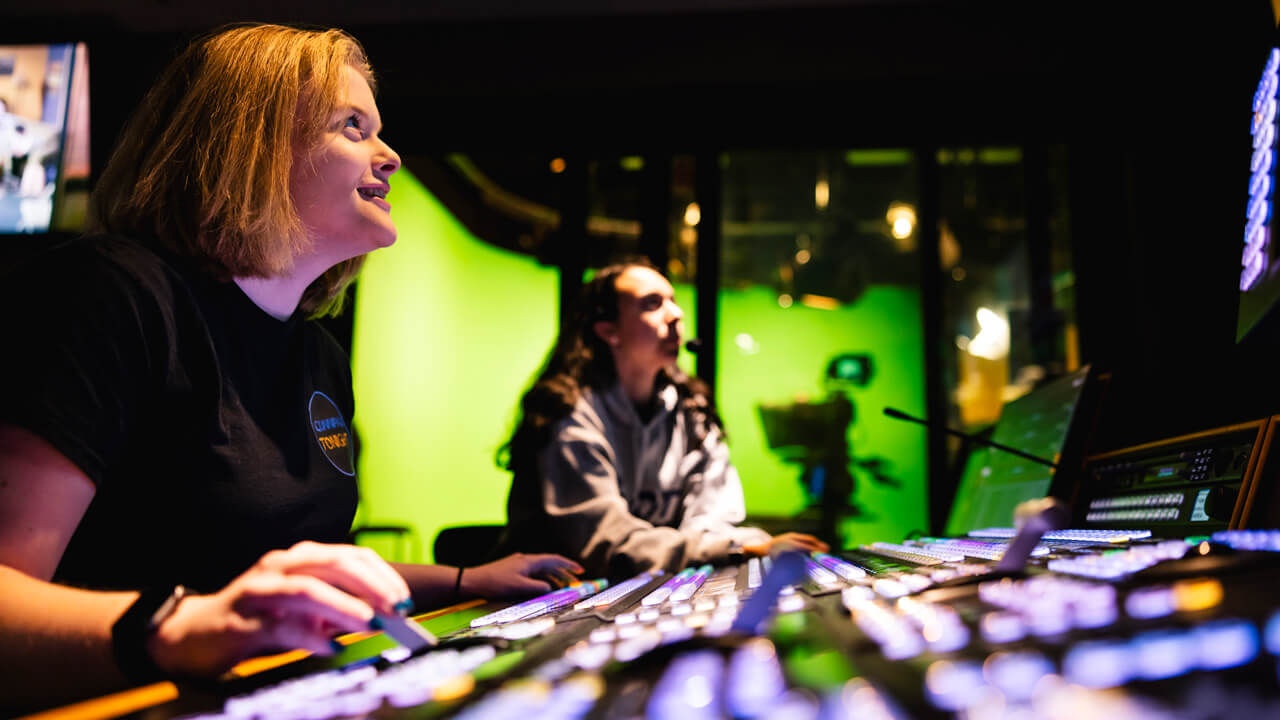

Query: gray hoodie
<box><xmin>505</xmin><ymin>380</ymin><xmax>770</xmax><ymax>578</ymax></box>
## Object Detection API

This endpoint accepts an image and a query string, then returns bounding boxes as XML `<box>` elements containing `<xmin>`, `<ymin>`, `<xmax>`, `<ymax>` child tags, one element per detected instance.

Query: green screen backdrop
<box><xmin>351</xmin><ymin>169</ymin><xmax>558</xmax><ymax>563</ymax></box>
<box><xmin>352</xmin><ymin>171</ymin><xmax>927</xmax><ymax>562</ymax></box>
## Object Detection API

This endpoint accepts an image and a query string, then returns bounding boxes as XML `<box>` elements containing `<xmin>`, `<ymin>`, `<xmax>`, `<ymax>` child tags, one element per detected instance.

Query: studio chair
<box><xmin>433</xmin><ymin>524</ymin><xmax>505</xmax><ymax>568</ymax></box>
<box><xmin>350</xmin><ymin>524</ymin><xmax>421</xmax><ymax>564</ymax></box>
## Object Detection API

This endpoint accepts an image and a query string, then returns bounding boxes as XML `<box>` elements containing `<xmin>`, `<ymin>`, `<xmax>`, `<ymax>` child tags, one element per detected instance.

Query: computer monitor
<box><xmin>944</xmin><ymin>364</ymin><xmax>1102</xmax><ymax>535</ymax></box>
<box><xmin>0</xmin><ymin>41</ymin><xmax>89</xmax><ymax>235</ymax></box>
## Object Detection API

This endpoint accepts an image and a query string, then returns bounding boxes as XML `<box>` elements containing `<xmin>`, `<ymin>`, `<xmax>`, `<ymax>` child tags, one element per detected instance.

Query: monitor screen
<box><xmin>0</xmin><ymin>42</ymin><xmax>89</xmax><ymax>235</ymax></box>
<box><xmin>945</xmin><ymin>364</ymin><xmax>1100</xmax><ymax>534</ymax></box>
<box><xmin>1239</xmin><ymin>43</ymin><xmax>1280</xmax><ymax>342</ymax></box>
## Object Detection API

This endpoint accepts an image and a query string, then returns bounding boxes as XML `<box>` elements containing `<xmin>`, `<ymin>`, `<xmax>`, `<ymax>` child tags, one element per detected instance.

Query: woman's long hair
<box><xmin>500</xmin><ymin>259</ymin><xmax>722</xmax><ymax>478</ymax></box>
<box><xmin>89</xmin><ymin>23</ymin><xmax>372</xmax><ymax>317</ymax></box>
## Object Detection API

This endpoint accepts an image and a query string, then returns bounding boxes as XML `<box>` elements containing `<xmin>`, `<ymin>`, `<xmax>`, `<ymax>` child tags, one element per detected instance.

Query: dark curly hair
<box><xmin>499</xmin><ymin>258</ymin><xmax>722</xmax><ymax>479</ymax></box>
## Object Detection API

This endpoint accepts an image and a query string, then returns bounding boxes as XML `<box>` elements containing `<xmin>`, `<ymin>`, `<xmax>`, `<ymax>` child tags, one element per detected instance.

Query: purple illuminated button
<box><xmin>1131</xmin><ymin>629</ymin><xmax>1197</xmax><ymax>680</ymax></box>
<box><xmin>1125</xmin><ymin>586</ymin><xmax>1175</xmax><ymax>620</ymax></box>
<box><xmin>1194</xmin><ymin>619</ymin><xmax>1259</xmax><ymax>670</ymax></box>
<box><xmin>1265</xmin><ymin>610</ymin><xmax>1280</xmax><ymax>654</ymax></box>
<box><xmin>725</xmin><ymin>639</ymin><xmax>786</xmax><ymax>718</ymax></box>
<box><xmin>983</xmin><ymin>650</ymin><xmax>1054</xmax><ymax>703</ymax></box>
<box><xmin>1063</xmin><ymin>639</ymin><xmax>1133</xmax><ymax>688</ymax></box>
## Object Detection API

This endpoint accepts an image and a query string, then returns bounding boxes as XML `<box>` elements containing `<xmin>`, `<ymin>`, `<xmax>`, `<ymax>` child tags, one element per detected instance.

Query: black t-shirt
<box><xmin>1</xmin><ymin>235</ymin><xmax>360</xmax><ymax>592</ymax></box>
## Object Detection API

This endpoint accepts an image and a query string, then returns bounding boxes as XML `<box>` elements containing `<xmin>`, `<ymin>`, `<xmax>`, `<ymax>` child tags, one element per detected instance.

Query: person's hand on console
<box><xmin>744</xmin><ymin>532</ymin><xmax>830</xmax><ymax>557</ymax></box>
<box><xmin>147</xmin><ymin>541</ymin><xmax>411</xmax><ymax>678</ymax></box>
<box><xmin>459</xmin><ymin>553</ymin><xmax>584</xmax><ymax>598</ymax></box>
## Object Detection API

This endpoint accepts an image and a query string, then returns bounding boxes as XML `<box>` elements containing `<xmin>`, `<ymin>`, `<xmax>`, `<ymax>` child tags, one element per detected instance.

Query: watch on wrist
<box><xmin>110</xmin><ymin>585</ymin><xmax>188</xmax><ymax>683</ymax></box>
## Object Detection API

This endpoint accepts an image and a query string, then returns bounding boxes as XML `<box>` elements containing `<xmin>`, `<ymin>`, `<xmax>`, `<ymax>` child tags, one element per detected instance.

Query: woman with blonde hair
<box><xmin>0</xmin><ymin>23</ymin><xmax>578</xmax><ymax>712</ymax></box>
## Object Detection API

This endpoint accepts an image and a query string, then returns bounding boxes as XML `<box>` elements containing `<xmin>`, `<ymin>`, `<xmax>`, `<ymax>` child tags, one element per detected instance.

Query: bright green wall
<box><xmin>717</xmin><ymin>286</ymin><xmax>928</xmax><ymax>546</ymax></box>
<box><xmin>351</xmin><ymin>169</ymin><xmax>558</xmax><ymax>563</ymax></box>
<box><xmin>351</xmin><ymin>170</ymin><xmax>926</xmax><ymax>562</ymax></box>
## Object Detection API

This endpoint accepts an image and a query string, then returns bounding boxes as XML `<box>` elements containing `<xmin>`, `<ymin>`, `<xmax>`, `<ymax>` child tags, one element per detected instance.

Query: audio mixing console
<box><xmin>62</xmin><ymin>526</ymin><xmax>1280</xmax><ymax>720</ymax></box>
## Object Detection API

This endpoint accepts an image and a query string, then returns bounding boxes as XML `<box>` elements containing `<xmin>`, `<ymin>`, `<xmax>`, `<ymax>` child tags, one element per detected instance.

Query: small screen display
<box><xmin>946</xmin><ymin>365</ymin><xmax>1095</xmax><ymax>534</ymax></box>
<box><xmin>0</xmin><ymin>42</ymin><xmax>89</xmax><ymax>234</ymax></box>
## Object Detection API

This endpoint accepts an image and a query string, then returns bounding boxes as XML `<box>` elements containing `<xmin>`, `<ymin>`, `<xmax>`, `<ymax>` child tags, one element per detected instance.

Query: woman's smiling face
<box><xmin>290</xmin><ymin>64</ymin><xmax>402</xmax><ymax>265</ymax></box>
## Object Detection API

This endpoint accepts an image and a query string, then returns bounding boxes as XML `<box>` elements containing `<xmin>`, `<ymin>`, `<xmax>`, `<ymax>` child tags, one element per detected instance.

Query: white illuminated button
<box><xmin>614</xmin><ymin>612</ymin><xmax>636</xmax><ymax>625</ymax></box>
<box><xmin>842</xmin><ymin>586</ymin><xmax>876</xmax><ymax>608</ymax></box>
<box><xmin>567</xmin><ymin>642</ymin><xmax>613</xmax><ymax>670</ymax></box>
<box><xmin>1063</xmin><ymin>639</ymin><xmax>1133</xmax><ymax>688</ymax></box>
<box><xmin>639</xmin><ymin>608</ymin><xmax>661</xmax><ymax>623</ymax></box>
<box><xmin>924</xmin><ymin>660</ymin><xmax>987</xmax><ymax>711</ymax></box>
<box><xmin>979</xmin><ymin>611</ymin><xmax>1027</xmax><ymax>644</ymax></box>
<box><xmin>1132</xmin><ymin>629</ymin><xmax>1197</xmax><ymax>680</ymax></box>
<box><xmin>873</xmin><ymin>578</ymin><xmax>909</xmax><ymax>599</ymax></box>
<box><xmin>778</xmin><ymin>594</ymin><xmax>806</xmax><ymax>613</ymax></box>
<box><xmin>924</xmin><ymin>619</ymin><xmax>970</xmax><ymax>654</ymax></box>
<box><xmin>899</xmin><ymin>574</ymin><xmax>933</xmax><ymax>593</ymax></box>
<box><xmin>1195</xmin><ymin>620</ymin><xmax>1259</xmax><ymax>670</ymax></box>
<box><xmin>590</xmin><ymin>627</ymin><xmax>617</xmax><ymax>644</ymax></box>
<box><xmin>983</xmin><ymin>651</ymin><xmax>1054</xmax><ymax>703</ymax></box>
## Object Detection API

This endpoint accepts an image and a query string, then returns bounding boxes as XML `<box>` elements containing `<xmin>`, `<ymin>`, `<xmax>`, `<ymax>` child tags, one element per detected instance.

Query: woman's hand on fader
<box><xmin>460</xmin><ymin>553</ymin><xmax>585</xmax><ymax>599</ymax></box>
<box><xmin>146</xmin><ymin>541</ymin><xmax>411</xmax><ymax>678</ymax></box>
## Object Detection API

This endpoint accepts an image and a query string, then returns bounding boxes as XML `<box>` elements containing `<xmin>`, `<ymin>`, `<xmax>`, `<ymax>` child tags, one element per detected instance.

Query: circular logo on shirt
<box><xmin>309</xmin><ymin>391</ymin><xmax>355</xmax><ymax>476</ymax></box>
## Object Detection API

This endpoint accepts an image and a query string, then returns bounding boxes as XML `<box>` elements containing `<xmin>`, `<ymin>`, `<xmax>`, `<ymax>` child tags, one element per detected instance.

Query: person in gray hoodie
<box><xmin>500</xmin><ymin>259</ymin><xmax>827</xmax><ymax>579</ymax></box>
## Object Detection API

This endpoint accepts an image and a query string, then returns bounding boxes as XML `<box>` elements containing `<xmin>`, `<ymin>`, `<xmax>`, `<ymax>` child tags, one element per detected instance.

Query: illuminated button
<box><xmin>778</xmin><ymin>594</ymin><xmax>806</xmax><ymax>613</ymax></box>
<box><xmin>567</xmin><ymin>642</ymin><xmax>613</xmax><ymax>670</ymax></box>
<box><xmin>924</xmin><ymin>660</ymin><xmax>987</xmax><ymax>711</ymax></box>
<box><xmin>615</xmin><ymin>630</ymin><xmax>662</xmax><ymax>662</ymax></box>
<box><xmin>1194</xmin><ymin>620</ymin><xmax>1259</xmax><ymax>670</ymax></box>
<box><xmin>1265</xmin><ymin>610</ymin><xmax>1280</xmax><ymax>654</ymax></box>
<box><xmin>671</xmin><ymin>603</ymin><xmax>692</xmax><ymax>616</ymax></box>
<box><xmin>614</xmin><ymin>612</ymin><xmax>636</xmax><ymax>625</ymax></box>
<box><xmin>1132</xmin><ymin>629</ymin><xmax>1197</xmax><ymax>680</ymax></box>
<box><xmin>1025</xmin><ymin>604</ymin><xmax>1072</xmax><ymax>637</ymax></box>
<box><xmin>646</xmin><ymin>650</ymin><xmax>724</xmax><ymax>719</ymax></box>
<box><xmin>898</xmin><ymin>574</ymin><xmax>933</xmax><ymax>593</ymax></box>
<box><xmin>983</xmin><ymin>651</ymin><xmax>1053</xmax><ymax>703</ymax></box>
<box><xmin>1125</xmin><ymin>586</ymin><xmax>1176</xmax><ymax>619</ymax></box>
<box><xmin>842</xmin><ymin>586</ymin><xmax>876</xmax><ymax>608</ymax></box>
<box><xmin>979</xmin><ymin>611</ymin><xmax>1027</xmax><ymax>644</ymax></box>
<box><xmin>1063</xmin><ymin>639</ymin><xmax>1133</xmax><ymax>688</ymax></box>
<box><xmin>1172</xmin><ymin>579</ymin><xmax>1223</xmax><ymax>613</ymax></box>
<box><xmin>872</xmin><ymin>578</ymin><xmax>909</xmax><ymax>599</ymax></box>
<box><xmin>589</xmin><ymin>627</ymin><xmax>617</xmax><ymax>644</ymax></box>
<box><xmin>638</xmin><ymin>608</ymin><xmax>661</xmax><ymax>623</ymax></box>
<box><xmin>725</xmin><ymin>639</ymin><xmax>786</xmax><ymax>718</ymax></box>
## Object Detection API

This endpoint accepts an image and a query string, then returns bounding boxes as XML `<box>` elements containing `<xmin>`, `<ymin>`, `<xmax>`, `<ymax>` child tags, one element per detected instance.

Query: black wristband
<box><xmin>453</xmin><ymin>566</ymin><xmax>465</xmax><ymax>601</ymax></box>
<box><xmin>110</xmin><ymin>586</ymin><xmax>187</xmax><ymax>684</ymax></box>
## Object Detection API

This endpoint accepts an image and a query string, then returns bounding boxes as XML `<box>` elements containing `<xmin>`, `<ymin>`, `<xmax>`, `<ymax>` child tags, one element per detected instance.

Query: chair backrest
<box><xmin>433</xmin><ymin>524</ymin><xmax>505</xmax><ymax>567</ymax></box>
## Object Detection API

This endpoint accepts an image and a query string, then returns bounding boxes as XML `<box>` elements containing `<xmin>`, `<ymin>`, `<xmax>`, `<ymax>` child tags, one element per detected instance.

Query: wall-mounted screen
<box><xmin>0</xmin><ymin>42</ymin><xmax>89</xmax><ymax>235</ymax></box>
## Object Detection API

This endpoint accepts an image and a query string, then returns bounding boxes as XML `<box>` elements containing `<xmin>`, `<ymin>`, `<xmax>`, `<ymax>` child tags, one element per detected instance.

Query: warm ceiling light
<box><xmin>815</xmin><ymin>179</ymin><xmax>830</xmax><ymax>209</ymax></box>
<box><xmin>549</xmin><ymin>157</ymin><xmax>566</xmax><ymax>174</ymax></box>
<box><xmin>684</xmin><ymin>202</ymin><xmax>702</xmax><ymax>227</ymax></box>
<box><xmin>886</xmin><ymin>203</ymin><xmax>917</xmax><ymax>240</ymax></box>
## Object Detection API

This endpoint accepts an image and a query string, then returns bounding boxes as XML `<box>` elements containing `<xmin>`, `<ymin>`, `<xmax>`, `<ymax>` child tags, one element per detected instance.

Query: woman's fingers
<box><xmin>232</xmin><ymin>573</ymin><xmax>373</xmax><ymax>636</ymax></box>
<box><xmin>256</xmin><ymin>542</ymin><xmax>409</xmax><ymax>614</ymax></box>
